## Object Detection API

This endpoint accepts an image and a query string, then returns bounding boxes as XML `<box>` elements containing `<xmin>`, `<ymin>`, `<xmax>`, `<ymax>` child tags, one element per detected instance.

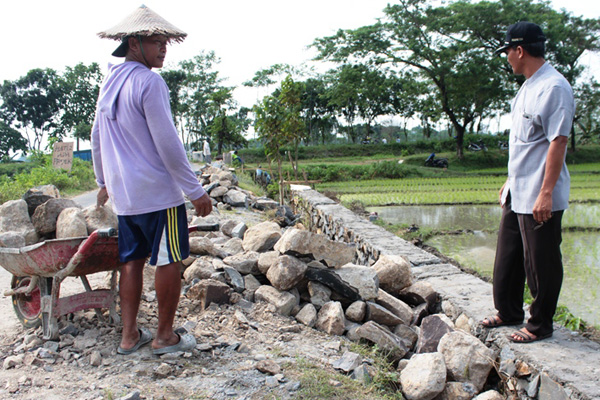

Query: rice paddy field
<box><xmin>316</xmin><ymin>165</ymin><xmax>600</xmax><ymax>207</ymax></box>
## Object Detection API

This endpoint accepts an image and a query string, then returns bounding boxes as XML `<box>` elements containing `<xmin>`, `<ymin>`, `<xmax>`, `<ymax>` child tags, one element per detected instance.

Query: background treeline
<box><xmin>1</xmin><ymin>0</ymin><xmax>600</xmax><ymax>164</ymax></box>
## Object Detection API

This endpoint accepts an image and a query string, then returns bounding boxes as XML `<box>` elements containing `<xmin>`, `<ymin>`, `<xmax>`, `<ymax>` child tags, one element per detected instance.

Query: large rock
<box><xmin>307</xmin><ymin>281</ymin><xmax>332</xmax><ymax>308</ymax></box>
<box><xmin>345</xmin><ymin>300</ymin><xmax>366</xmax><ymax>322</ymax></box>
<box><xmin>400</xmin><ymin>352</ymin><xmax>447</xmax><ymax>400</ymax></box>
<box><xmin>295</xmin><ymin>303</ymin><xmax>317</xmax><ymax>327</ymax></box>
<box><xmin>416</xmin><ymin>314</ymin><xmax>455</xmax><ymax>354</ymax></box>
<box><xmin>266</xmin><ymin>255</ymin><xmax>307</xmax><ymax>291</ymax></box>
<box><xmin>372</xmin><ymin>255</ymin><xmax>413</xmax><ymax>295</ymax></box>
<box><xmin>258</xmin><ymin>251</ymin><xmax>279</xmax><ymax>275</ymax></box>
<box><xmin>254</xmin><ymin>198</ymin><xmax>279</xmax><ymax>211</ymax></box>
<box><xmin>305</xmin><ymin>267</ymin><xmax>360</xmax><ymax>302</ymax></box>
<box><xmin>186</xmin><ymin>279</ymin><xmax>231</xmax><ymax>309</ymax></box>
<box><xmin>223</xmin><ymin>189</ymin><xmax>248</xmax><ymax>208</ymax></box>
<box><xmin>473</xmin><ymin>391</ymin><xmax>504</xmax><ymax>400</ymax></box>
<box><xmin>273</xmin><ymin>228</ymin><xmax>355</xmax><ymax>268</ymax></box>
<box><xmin>0</xmin><ymin>232</ymin><xmax>26</xmax><ymax>248</ymax></box>
<box><xmin>183</xmin><ymin>257</ymin><xmax>216</xmax><ymax>283</ymax></box>
<box><xmin>22</xmin><ymin>185</ymin><xmax>60</xmax><ymax>216</ymax></box>
<box><xmin>333</xmin><ymin>264</ymin><xmax>379</xmax><ymax>301</ymax></box>
<box><xmin>355</xmin><ymin>321</ymin><xmax>408</xmax><ymax>359</ymax></box>
<box><xmin>223</xmin><ymin>251</ymin><xmax>260</xmax><ymax>275</ymax></box>
<box><xmin>315</xmin><ymin>301</ymin><xmax>345</xmax><ymax>336</ymax></box>
<box><xmin>209</xmin><ymin>186</ymin><xmax>228</xmax><ymax>198</ymax></box>
<box><xmin>254</xmin><ymin>285</ymin><xmax>297</xmax><ymax>316</ymax></box>
<box><xmin>56</xmin><ymin>207</ymin><xmax>88</xmax><ymax>238</ymax></box>
<box><xmin>31</xmin><ymin>198</ymin><xmax>80</xmax><ymax>235</ymax></box>
<box><xmin>218</xmin><ymin>237</ymin><xmax>244</xmax><ymax>256</ymax></box>
<box><xmin>83</xmin><ymin>205</ymin><xmax>118</xmax><ymax>234</ymax></box>
<box><xmin>0</xmin><ymin>199</ymin><xmax>38</xmax><ymax>245</ymax></box>
<box><xmin>399</xmin><ymin>281</ymin><xmax>438</xmax><ymax>312</ymax></box>
<box><xmin>376</xmin><ymin>289</ymin><xmax>413</xmax><ymax>325</ymax></box>
<box><xmin>242</xmin><ymin>221</ymin><xmax>281</xmax><ymax>252</ymax></box>
<box><xmin>365</xmin><ymin>301</ymin><xmax>405</xmax><ymax>327</ymax></box>
<box><xmin>189</xmin><ymin>236</ymin><xmax>230</xmax><ymax>259</ymax></box>
<box><xmin>438</xmin><ymin>331</ymin><xmax>494</xmax><ymax>392</ymax></box>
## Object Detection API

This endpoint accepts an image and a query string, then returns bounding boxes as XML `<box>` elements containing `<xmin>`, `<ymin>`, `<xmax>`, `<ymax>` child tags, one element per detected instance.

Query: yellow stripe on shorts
<box><xmin>167</xmin><ymin>207</ymin><xmax>182</xmax><ymax>262</ymax></box>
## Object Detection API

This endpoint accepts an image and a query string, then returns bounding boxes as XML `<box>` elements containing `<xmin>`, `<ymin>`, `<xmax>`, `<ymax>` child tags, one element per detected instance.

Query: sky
<box><xmin>1</xmin><ymin>0</ymin><xmax>599</xmax><ymax>110</ymax></box>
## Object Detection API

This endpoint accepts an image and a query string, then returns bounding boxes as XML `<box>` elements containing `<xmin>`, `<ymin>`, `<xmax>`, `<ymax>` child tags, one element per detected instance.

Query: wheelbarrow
<box><xmin>0</xmin><ymin>224</ymin><xmax>217</xmax><ymax>340</ymax></box>
<box><xmin>0</xmin><ymin>228</ymin><xmax>122</xmax><ymax>340</ymax></box>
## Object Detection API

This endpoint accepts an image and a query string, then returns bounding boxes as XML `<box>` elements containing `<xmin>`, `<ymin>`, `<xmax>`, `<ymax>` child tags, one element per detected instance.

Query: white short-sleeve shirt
<box><xmin>501</xmin><ymin>62</ymin><xmax>575</xmax><ymax>214</ymax></box>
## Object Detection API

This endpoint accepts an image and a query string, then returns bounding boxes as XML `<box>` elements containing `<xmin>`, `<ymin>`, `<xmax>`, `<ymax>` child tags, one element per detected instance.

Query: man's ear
<box><xmin>516</xmin><ymin>46</ymin><xmax>525</xmax><ymax>58</ymax></box>
<box><xmin>128</xmin><ymin>36</ymin><xmax>139</xmax><ymax>52</ymax></box>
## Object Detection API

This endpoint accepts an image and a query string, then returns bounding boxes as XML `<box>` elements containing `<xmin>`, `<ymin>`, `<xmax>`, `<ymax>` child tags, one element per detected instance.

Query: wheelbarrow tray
<box><xmin>0</xmin><ymin>231</ymin><xmax>122</xmax><ymax>340</ymax></box>
<box><xmin>0</xmin><ymin>235</ymin><xmax>121</xmax><ymax>278</ymax></box>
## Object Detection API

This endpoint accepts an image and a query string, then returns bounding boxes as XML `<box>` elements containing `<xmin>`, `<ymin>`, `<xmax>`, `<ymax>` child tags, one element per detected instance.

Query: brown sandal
<box><xmin>481</xmin><ymin>315</ymin><xmax>522</xmax><ymax>328</ymax></box>
<box><xmin>508</xmin><ymin>329</ymin><xmax>552</xmax><ymax>343</ymax></box>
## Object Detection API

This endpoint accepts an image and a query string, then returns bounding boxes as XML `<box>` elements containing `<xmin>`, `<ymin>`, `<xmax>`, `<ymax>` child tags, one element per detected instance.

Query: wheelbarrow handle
<box><xmin>188</xmin><ymin>224</ymin><xmax>219</xmax><ymax>233</ymax></box>
<box><xmin>97</xmin><ymin>228</ymin><xmax>117</xmax><ymax>238</ymax></box>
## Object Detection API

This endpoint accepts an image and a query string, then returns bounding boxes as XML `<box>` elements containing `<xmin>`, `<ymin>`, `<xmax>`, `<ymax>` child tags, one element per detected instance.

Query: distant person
<box><xmin>93</xmin><ymin>5</ymin><xmax>212</xmax><ymax>355</ymax></box>
<box><xmin>203</xmin><ymin>139</ymin><xmax>211</xmax><ymax>164</ymax></box>
<box><xmin>256</xmin><ymin>165</ymin><xmax>271</xmax><ymax>186</ymax></box>
<box><xmin>232</xmin><ymin>150</ymin><xmax>244</xmax><ymax>166</ymax></box>
<box><xmin>481</xmin><ymin>22</ymin><xmax>574</xmax><ymax>343</ymax></box>
<box><xmin>382</xmin><ymin>138</ymin><xmax>387</xmax><ymax>144</ymax></box>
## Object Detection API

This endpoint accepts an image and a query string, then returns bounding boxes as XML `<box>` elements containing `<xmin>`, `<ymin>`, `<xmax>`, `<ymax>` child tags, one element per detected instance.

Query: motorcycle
<box><xmin>425</xmin><ymin>153</ymin><xmax>449</xmax><ymax>168</ymax></box>
<box><xmin>467</xmin><ymin>140</ymin><xmax>488</xmax><ymax>152</ymax></box>
<box><xmin>498</xmin><ymin>141</ymin><xmax>509</xmax><ymax>151</ymax></box>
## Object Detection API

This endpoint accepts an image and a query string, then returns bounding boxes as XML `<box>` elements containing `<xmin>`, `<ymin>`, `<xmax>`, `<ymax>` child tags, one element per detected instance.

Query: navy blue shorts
<box><xmin>117</xmin><ymin>204</ymin><xmax>189</xmax><ymax>266</ymax></box>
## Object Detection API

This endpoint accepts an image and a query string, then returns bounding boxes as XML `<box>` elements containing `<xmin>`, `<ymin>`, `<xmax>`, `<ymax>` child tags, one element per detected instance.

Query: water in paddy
<box><xmin>368</xmin><ymin>204</ymin><xmax>600</xmax><ymax>326</ymax></box>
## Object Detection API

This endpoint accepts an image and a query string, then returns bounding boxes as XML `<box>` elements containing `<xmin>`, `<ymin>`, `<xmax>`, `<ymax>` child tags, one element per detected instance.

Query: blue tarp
<box><xmin>73</xmin><ymin>150</ymin><xmax>92</xmax><ymax>161</ymax></box>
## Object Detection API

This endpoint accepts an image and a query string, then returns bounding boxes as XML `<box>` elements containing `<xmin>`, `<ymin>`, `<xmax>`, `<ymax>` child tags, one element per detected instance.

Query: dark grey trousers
<box><xmin>493</xmin><ymin>194</ymin><xmax>564</xmax><ymax>336</ymax></box>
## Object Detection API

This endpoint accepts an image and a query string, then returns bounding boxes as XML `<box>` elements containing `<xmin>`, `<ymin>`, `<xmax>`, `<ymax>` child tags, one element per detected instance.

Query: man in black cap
<box><xmin>481</xmin><ymin>22</ymin><xmax>575</xmax><ymax>343</ymax></box>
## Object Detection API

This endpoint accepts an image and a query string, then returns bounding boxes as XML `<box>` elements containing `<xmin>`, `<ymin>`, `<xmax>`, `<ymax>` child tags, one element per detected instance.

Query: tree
<box><xmin>301</xmin><ymin>77</ymin><xmax>338</xmax><ymax>145</ymax></box>
<box><xmin>323</xmin><ymin>66</ymin><xmax>360</xmax><ymax>143</ymax></box>
<box><xmin>0</xmin><ymin>121</ymin><xmax>27</xmax><ymax>160</ymax></box>
<box><xmin>160</xmin><ymin>69</ymin><xmax>188</xmax><ymax>143</ymax></box>
<box><xmin>573</xmin><ymin>79</ymin><xmax>600</xmax><ymax>144</ymax></box>
<box><xmin>253</xmin><ymin>94</ymin><xmax>286</xmax><ymax>202</ymax></box>
<box><xmin>0</xmin><ymin>68</ymin><xmax>63</xmax><ymax>151</ymax></box>
<box><xmin>313</xmin><ymin>0</ymin><xmax>600</xmax><ymax>157</ymax></box>
<box><xmin>57</xmin><ymin>63</ymin><xmax>103</xmax><ymax>149</ymax></box>
<box><xmin>279</xmin><ymin>76</ymin><xmax>305</xmax><ymax>180</ymax></box>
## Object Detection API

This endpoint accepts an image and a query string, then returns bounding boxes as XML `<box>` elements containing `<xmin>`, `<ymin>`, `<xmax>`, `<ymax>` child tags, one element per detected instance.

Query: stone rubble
<box><xmin>0</xmin><ymin>164</ymin><xmax>573</xmax><ymax>399</ymax></box>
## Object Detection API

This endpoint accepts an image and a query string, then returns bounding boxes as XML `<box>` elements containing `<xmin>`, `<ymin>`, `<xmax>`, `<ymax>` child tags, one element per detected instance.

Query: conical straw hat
<box><xmin>98</xmin><ymin>4</ymin><xmax>187</xmax><ymax>42</ymax></box>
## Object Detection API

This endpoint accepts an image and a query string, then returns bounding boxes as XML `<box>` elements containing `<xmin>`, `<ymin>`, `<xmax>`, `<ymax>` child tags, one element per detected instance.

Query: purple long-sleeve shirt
<box><xmin>91</xmin><ymin>61</ymin><xmax>205</xmax><ymax>216</ymax></box>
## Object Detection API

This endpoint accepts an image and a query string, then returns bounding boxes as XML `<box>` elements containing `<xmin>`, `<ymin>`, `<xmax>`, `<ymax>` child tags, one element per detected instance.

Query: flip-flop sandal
<box><xmin>117</xmin><ymin>327</ymin><xmax>153</xmax><ymax>355</ymax></box>
<box><xmin>508</xmin><ymin>329</ymin><xmax>552</xmax><ymax>343</ymax></box>
<box><xmin>481</xmin><ymin>315</ymin><xmax>522</xmax><ymax>328</ymax></box>
<box><xmin>152</xmin><ymin>332</ymin><xmax>197</xmax><ymax>355</ymax></box>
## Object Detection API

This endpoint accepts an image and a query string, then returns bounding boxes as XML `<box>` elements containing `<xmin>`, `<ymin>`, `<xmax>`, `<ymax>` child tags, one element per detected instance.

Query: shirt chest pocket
<box><xmin>515</xmin><ymin>113</ymin><xmax>544</xmax><ymax>143</ymax></box>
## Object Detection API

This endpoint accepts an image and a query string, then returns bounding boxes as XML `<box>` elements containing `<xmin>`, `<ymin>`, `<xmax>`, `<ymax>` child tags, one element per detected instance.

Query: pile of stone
<box><xmin>182</xmin><ymin>217</ymin><xmax>503</xmax><ymax>399</ymax></box>
<box><xmin>0</xmin><ymin>185</ymin><xmax>118</xmax><ymax>248</ymax></box>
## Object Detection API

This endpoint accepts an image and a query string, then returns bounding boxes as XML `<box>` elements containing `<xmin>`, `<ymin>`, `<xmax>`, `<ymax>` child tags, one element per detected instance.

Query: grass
<box><xmin>291</xmin><ymin>353</ymin><xmax>403</xmax><ymax>400</ymax></box>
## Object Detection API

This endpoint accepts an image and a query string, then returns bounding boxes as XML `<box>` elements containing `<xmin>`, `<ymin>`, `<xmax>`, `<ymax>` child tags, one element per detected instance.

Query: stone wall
<box><xmin>292</xmin><ymin>187</ymin><xmax>600</xmax><ymax>400</ymax></box>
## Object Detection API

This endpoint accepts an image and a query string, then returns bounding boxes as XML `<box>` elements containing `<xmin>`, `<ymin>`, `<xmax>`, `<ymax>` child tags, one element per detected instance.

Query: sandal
<box><xmin>481</xmin><ymin>315</ymin><xmax>522</xmax><ymax>328</ymax></box>
<box><xmin>508</xmin><ymin>329</ymin><xmax>552</xmax><ymax>343</ymax></box>
<box><xmin>117</xmin><ymin>327</ymin><xmax>153</xmax><ymax>355</ymax></box>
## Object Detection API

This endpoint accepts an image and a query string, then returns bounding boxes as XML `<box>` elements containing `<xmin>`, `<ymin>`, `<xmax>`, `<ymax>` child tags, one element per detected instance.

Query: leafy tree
<box><xmin>0</xmin><ymin>121</ymin><xmax>27</xmax><ymax>160</ymax></box>
<box><xmin>0</xmin><ymin>68</ymin><xmax>63</xmax><ymax>151</ymax></box>
<box><xmin>160</xmin><ymin>69</ymin><xmax>188</xmax><ymax>142</ymax></box>
<box><xmin>573</xmin><ymin>79</ymin><xmax>600</xmax><ymax>144</ymax></box>
<box><xmin>323</xmin><ymin>65</ymin><xmax>361</xmax><ymax>143</ymax></box>
<box><xmin>279</xmin><ymin>76</ymin><xmax>305</xmax><ymax>180</ymax></box>
<box><xmin>300</xmin><ymin>77</ymin><xmax>336</xmax><ymax>145</ymax></box>
<box><xmin>56</xmin><ymin>62</ymin><xmax>103</xmax><ymax>149</ymax></box>
<box><xmin>253</xmin><ymin>94</ymin><xmax>286</xmax><ymax>202</ymax></box>
<box><xmin>313</xmin><ymin>0</ymin><xmax>600</xmax><ymax>157</ymax></box>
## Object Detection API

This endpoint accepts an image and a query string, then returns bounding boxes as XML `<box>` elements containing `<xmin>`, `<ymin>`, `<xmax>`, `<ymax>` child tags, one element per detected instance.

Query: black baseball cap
<box><xmin>112</xmin><ymin>37</ymin><xmax>130</xmax><ymax>57</ymax></box>
<box><xmin>495</xmin><ymin>21</ymin><xmax>546</xmax><ymax>55</ymax></box>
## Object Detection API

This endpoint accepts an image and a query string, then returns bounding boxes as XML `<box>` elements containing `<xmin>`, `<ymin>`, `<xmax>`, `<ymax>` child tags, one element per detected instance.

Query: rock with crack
<box><xmin>305</xmin><ymin>267</ymin><xmax>360</xmax><ymax>302</ymax></box>
<box><xmin>315</xmin><ymin>301</ymin><xmax>346</xmax><ymax>336</ymax></box>
<box><xmin>242</xmin><ymin>221</ymin><xmax>281</xmax><ymax>252</ymax></box>
<box><xmin>0</xmin><ymin>199</ymin><xmax>39</xmax><ymax>245</ymax></box>
<box><xmin>372</xmin><ymin>254</ymin><xmax>413</xmax><ymax>296</ymax></box>
<box><xmin>254</xmin><ymin>285</ymin><xmax>298</xmax><ymax>316</ymax></box>
<box><xmin>223</xmin><ymin>251</ymin><xmax>260</xmax><ymax>275</ymax></box>
<box><xmin>273</xmin><ymin>228</ymin><xmax>355</xmax><ymax>268</ymax></box>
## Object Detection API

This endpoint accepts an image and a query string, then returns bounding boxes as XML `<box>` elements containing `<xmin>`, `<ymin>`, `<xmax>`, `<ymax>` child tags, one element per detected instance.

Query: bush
<box><xmin>0</xmin><ymin>155</ymin><xmax>96</xmax><ymax>205</ymax></box>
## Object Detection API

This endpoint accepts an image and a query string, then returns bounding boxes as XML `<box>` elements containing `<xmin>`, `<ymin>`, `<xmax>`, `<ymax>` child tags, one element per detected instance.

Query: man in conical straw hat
<box><xmin>92</xmin><ymin>5</ymin><xmax>212</xmax><ymax>355</ymax></box>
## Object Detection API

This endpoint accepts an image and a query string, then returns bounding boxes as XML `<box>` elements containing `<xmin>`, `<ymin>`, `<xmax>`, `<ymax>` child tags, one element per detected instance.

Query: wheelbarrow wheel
<box><xmin>11</xmin><ymin>276</ymin><xmax>50</xmax><ymax>329</ymax></box>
